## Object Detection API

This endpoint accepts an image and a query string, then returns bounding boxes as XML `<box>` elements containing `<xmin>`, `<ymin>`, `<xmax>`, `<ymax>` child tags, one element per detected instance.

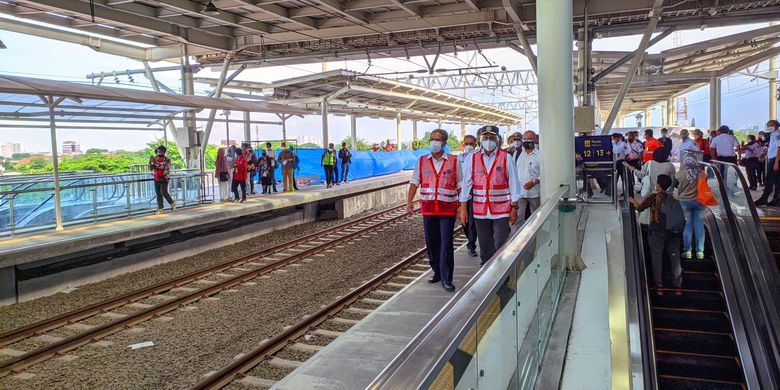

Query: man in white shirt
<box><xmin>675</xmin><ymin>128</ymin><xmax>700</xmax><ymax>161</ymax></box>
<box><xmin>709</xmin><ymin>125</ymin><xmax>741</xmax><ymax>164</ymax></box>
<box><xmin>459</xmin><ymin>126</ymin><xmax>521</xmax><ymax>266</ymax></box>
<box><xmin>625</xmin><ymin>131</ymin><xmax>645</xmax><ymax>169</ymax></box>
<box><xmin>516</xmin><ymin>131</ymin><xmax>541</xmax><ymax>225</ymax></box>
<box><xmin>458</xmin><ymin>135</ymin><xmax>479</xmax><ymax>258</ymax></box>
<box><xmin>756</xmin><ymin>120</ymin><xmax>780</xmax><ymax>207</ymax></box>
<box><xmin>611</xmin><ymin>133</ymin><xmax>629</xmax><ymax>196</ymax></box>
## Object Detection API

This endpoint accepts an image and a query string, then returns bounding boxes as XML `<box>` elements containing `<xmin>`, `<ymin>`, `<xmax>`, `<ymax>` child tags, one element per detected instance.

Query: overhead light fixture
<box><xmin>203</xmin><ymin>1</ymin><xmax>220</xmax><ymax>16</ymax></box>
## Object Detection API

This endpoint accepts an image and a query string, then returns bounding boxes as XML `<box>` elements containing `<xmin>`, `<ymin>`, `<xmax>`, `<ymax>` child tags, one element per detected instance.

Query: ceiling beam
<box><xmin>309</xmin><ymin>0</ymin><xmax>370</xmax><ymax>25</ymax></box>
<box><xmin>26</xmin><ymin>0</ymin><xmax>233</xmax><ymax>50</ymax></box>
<box><xmin>389</xmin><ymin>0</ymin><xmax>420</xmax><ymax>17</ymax></box>
<box><xmin>147</xmin><ymin>0</ymin><xmax>270</xmax><ymax>34</ymax></box>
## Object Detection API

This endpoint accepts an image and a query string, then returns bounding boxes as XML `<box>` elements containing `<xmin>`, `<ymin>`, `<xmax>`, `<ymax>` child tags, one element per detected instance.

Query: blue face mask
<box><xmin>429</xmin><ymin>140</ymin><xmax>443</xmax><ymax>153</ymax></box>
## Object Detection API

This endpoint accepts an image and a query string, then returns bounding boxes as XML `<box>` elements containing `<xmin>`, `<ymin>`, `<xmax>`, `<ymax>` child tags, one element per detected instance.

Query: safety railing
<box><xmin>576</xmin><ymin>161</ymin><xmax>617</xmax><ymax>205</ymax></box>
<box><xmin>370</xmin><ymin>186</ymin><xmax>573</xmax><ymax>389</ymax></box>
<box><xmin>617</xmin><ymin>161</ymin><xmax>658</xmax><ymax>390</ymax></box>
<box><xmin>703</xmin><ymin>161</ymin><xmax>780</xmax><ymax>389</ymax></box>
<box><xmin>0</xmin><ymin>170</ymin><xmax>212</xmax><ymax>236</ymax></box>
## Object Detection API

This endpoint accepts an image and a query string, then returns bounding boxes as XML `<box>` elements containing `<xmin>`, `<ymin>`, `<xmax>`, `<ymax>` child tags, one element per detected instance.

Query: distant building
<box><xmin>62</xmin><ymin>141</ymin><xmax>81</xmax><ymax>155</ymax></box>
<box><xmin>220</xmin><ymin>139</ymin><xmax>238</xmax><ymax>147</ymax></box>
<box><xmin>1</xmin><ymin>142</ymin><xmax>21</xmax><ymax>159</ymax></box>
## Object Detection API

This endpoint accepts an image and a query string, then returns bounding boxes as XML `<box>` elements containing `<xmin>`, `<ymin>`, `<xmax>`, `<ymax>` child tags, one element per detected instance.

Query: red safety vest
<box><xmin>418</xmin><ymin>154</ymin><xmax>459</xmax><ymax>216</ymax></box>
<box><xmin>472</xmin><ymin>149</ymin><xmax>511</xmax><ymax>216</ymax></box>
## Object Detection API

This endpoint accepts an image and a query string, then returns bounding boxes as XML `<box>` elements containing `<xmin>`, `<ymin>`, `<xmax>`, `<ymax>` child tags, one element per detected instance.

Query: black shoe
<box><xmin>769</xmin><ymin>199</ymin><xmax>780</xmax><ymax>207</ymax></box>
<box><xmin>468</xmin><ymin>248</ymin><xmax>478</xmax><ymax>257</ymax></box>
<box><xmin>428</xmin><ymin>275</ymin><xmax>441</xmax><ymax>284</ymax></box>
<box><xmin>442</xmin><ymin>282</ymin><xmax>456</xmax><ymax>291</ymax></box>
<box><xmin>755</xmin><ymin>198</ymin><xmax>768</xmax><ymax>206</ymax></box>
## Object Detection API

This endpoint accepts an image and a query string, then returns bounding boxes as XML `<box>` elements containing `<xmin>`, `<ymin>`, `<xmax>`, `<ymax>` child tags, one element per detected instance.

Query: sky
<box><xmin>0</xmin><ymin>16</ymin><xmax>777</xmax><ymax>153</ymax></box>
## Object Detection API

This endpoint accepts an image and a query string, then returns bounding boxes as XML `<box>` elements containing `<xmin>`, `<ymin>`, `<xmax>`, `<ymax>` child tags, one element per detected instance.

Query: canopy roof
<box><xmin>594</xmin><ymin>24</ymin><xmax>780</xmax><ymax>114</ymax></box>
<box><xmin>2</xmin><ymin>1</ymin><xmax>778</xmax><ymax>65</ymax></box>
<box><xmin>196</xmin><ymin>70</ymin><xmax>521</xmax><ymax>125</ymax></box>
<box><xmin>0</xmin><ymin>74</ymin><xmax>307</xmax><ymax>128</ymax></box>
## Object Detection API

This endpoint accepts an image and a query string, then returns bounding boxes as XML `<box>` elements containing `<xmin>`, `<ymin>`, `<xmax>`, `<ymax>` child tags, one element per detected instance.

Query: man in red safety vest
<box><xmin>407</xmin><ymin>129</ymin><xmax>461</xmax><ymax>291</ymax></box>
<box><xmin>459</xmin><ymin>125</ymin><xmax>521</xmax><ymax>266</ymax></box>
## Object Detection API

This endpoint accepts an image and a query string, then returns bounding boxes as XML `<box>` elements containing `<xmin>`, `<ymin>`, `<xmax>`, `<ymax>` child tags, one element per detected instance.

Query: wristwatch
<box><xmin>510</xmin><ymin>203</ymin><xmax>519</xmax><ymax>210</ymax></box>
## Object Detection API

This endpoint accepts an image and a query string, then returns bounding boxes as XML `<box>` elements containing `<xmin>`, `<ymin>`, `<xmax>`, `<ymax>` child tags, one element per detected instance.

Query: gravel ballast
<box><xmin>0</xmin><ymin>213</ymin><xmax>426</xmax><ymax>390</ymax></box>
<box><xmin>0</xmin><ymin>204</ymin><xmax>402</xmax><ymax>333</ymax></box>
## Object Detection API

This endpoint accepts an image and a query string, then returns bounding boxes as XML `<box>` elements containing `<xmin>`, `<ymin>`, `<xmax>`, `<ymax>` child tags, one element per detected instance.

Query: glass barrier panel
<box><xmin>430</xmin><ymin>322</ymin><xmax>478</xmax><ymax>390</ymax></box>
<box><xmin>475</xmin><ymin>266</ymin><xmax>519</xmax><ymax>389</ymax></box>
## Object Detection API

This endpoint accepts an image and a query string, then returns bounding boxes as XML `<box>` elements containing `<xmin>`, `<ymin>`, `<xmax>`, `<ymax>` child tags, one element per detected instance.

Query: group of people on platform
<box><xmin>407</xmin><ymin>125</ymin><xmax>541</xmax><ymax>291</ymax></box>
<box><xmin>214</xmin><ymin>142</ymin><xmax>301</xmax><ymax>203</ymax></box>
<box><xmin>621</xmin><ymin>119</ymin><xmax>780</xmax><ymax>296</ymax></box>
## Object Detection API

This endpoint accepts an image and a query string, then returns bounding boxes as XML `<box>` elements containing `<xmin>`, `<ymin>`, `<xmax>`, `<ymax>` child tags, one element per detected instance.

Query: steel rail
<box><xmin>0</xmin><ymin>206</ymin><xmax>416</xmax><ymax>376</ymax></box>
<box><xmin>190</xmin><ymin>226</ymin><xmax>464</xmax><ymax>390</ymax></box>
<box><xmin>0</xmin><ymin>203</ymin><xmax>408</xmax><ymax>347</ymax></box>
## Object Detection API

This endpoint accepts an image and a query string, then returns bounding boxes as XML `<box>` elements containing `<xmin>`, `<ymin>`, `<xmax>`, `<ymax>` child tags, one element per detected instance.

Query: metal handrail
<box><xmin>619</xmin><ymin>161</ymin><xmax>658</xmax><ymax>390</ymax></box>
<box><xmin>369</xmin><ymin>186</ymin><xmax>569</xmax><ymax>389</ymax></box>
<box><xmin>0</xmin><ymin>169</ymin><xmax>201</xmax><ymax>188</ymax></box>
<box><xmin>0</xmin><ymin>171</ymin><xmax>205</xmax><ymax>196</ymax></box>
<box><xmin>704</xmin><ymin>161</ymin><xmax>780</xmax><ymax>389</ymax></box>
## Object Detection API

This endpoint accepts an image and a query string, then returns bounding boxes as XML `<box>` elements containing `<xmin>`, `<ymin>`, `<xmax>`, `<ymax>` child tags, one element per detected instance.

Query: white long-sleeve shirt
<box><xmin>459</xmin><ymin>150</ymin><xmax>521</xmax><ymax>219</ymax></box>
<box><xmin>516</xmin><ymin>148</ymin><xmax>541</xmax><ymax>199</ymax></box>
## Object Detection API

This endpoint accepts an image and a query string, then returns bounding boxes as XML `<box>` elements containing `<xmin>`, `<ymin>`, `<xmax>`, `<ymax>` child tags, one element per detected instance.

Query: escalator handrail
<box><xmin>619</xmin><ymin>161</ymin><xmax>659</xmax><ymax>390</ymax></box>
<box><xmin>703</xmin><ymin>161</ymin><xmax>780</xmax><ymax>388</ymax></box>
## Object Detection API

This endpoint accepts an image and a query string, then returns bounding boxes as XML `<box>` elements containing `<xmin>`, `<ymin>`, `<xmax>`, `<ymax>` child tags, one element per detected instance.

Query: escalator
<box><xmin>760</xmin><ymin>220</ymin><xmax>780</xmax><ymax>267</ymax></box>
<box><xmin>650</xmin><ymin>236</ymin><xmax>746</xmax><ymax>389</ymax></box>
<box><xmin>620</xmin><ymin>161</ymin><xmax>780</xmax><ymax>389</ymax></box>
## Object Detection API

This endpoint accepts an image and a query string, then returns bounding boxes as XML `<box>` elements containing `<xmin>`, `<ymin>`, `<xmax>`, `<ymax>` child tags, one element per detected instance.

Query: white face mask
<box><xmin>512</xmin><ymin>140</ymin><xmax>521</xmax><ymax>148</ymax></box>
<box><xmin>481</xmin><ymin>139</ymin><xmax>497</xmax><ymax>152</ymax></box>
<box><xmin>464</xmin><ymin>145</ymin><xmax>475</xmax><ymax>153</ymax></box>
<box><xmin>430</xmin><ymin>140</ymin><xmax>443</xmax><ymax>153</ymax></box>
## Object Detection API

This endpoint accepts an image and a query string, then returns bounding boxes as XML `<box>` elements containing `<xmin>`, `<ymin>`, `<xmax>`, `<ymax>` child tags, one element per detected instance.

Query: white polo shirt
<box><xmin>676</xmin><ymin>138</ymin><xmax>699</xmax><ymax>160</ymax></box>
<box><xmin>612</xmin><ymin>141</ymin><xmax>629</xmax><ymax>161</ymax></box>
<box><xmin>768</xmin><ymin>130</ymin><xmax>780</xmax><ymax>161</ymax></box>
<box><xmin>409</xmin><ymin>152</ymin><xmax>461</xmax><ymax>186</ymax></box>
<box><xmin>710</xmin><ymin>134</ymin><xmax>740</xmax><ymax>158</ymax></box>
<box><xmin>516</xmin><ymin>148</ymin><xmax>541</xmax><ymax>199</ymax></box>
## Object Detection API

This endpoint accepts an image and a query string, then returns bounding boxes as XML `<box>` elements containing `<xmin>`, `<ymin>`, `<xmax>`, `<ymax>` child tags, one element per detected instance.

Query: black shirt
<box><xmin>338</xmin><ymin>148</ymin><xmax>352</xmax><ymax>164</ymax></box>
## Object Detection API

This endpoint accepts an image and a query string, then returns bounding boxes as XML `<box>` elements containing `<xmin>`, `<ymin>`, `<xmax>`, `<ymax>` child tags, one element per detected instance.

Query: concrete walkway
<box><xmin>272</xmin><ymin>239</ymin><xmax>481</xmax><ymax>390</ymax></box>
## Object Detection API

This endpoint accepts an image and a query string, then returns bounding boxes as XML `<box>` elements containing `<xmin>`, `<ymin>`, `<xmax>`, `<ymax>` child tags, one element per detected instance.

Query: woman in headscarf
<box><xmin>628</xmin><ymin>148</ymin><xmax>677</xmax><ymax>225</ymax></box>
<box><xmin>215</xmin><ymin>147</ymin><xmax>230</xmax><ymax>201</ymax></box>
<box><xmin>675</xmin><ymin>156</ymin><xmax>706</xmax><ymax>260</ymax></box>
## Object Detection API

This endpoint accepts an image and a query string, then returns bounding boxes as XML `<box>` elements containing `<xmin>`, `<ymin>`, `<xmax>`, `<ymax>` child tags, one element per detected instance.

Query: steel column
<box><xmin>321</xmin><ymin>102</ymin><xmax>329</xmax><ymax>147</ymax></box>
<box><xmin>770</xmin><ymin>49</ymin><xmax>778</xmax><ymax>120</ymax></box>
<box><xmin>396</xmin><ymin>113</ymin><xmax>402</xmax><ymax>148</ymax></box>
<box><xmin>350</xmin><ymin>115</ymin><xmax>357</xmax><ymax>149</ymax></box>
<box><xmin>666</xmin><ymin>97</ymin><xmax>675</xmax><ymax>127</ymax></box>
<box><xmin>644</xmin><ymin>108</ymin><xmax>651</xmax><ymax>127</ymax></box>
<box><xmin>181</xmin><ymin>60</ymin><xmax>200</xmax><ymax>170</ymax></box>
<box><xmin>710</xmin><ymin>77</ymin><xmax>721</xmax><ymax>129</ymax></box>
<box><xmin>460</xmin><ymin>121</ymin><xmax>465</xmax><ymax>139</ymax></box>
<box><xmin>282</xmin><ymin>117</ymin><xmax>288</xmax><ymax>143</ymax></box>
<box><xmin>602</xmin><ymin>0</ymin><xmax>664</xmax><ymax>133</ymax></box>
<box><xmin>243</xmin><ymin>111</ymin><xmax>251</xmax><ymax>144</ymax></box>
<box><xmin>48</xmin><ymin>100</ymin><xmax>63</xmax><ymax>231</ymax></box>
<box><xmin>202</xmin><ymin>55</ymin><xmax>232</xmax><ymax>157</ymax></box>
<box><xmin>412</xmin><ymin>120</ymin><xmax>418</xmax><ymax>141</ymax></box>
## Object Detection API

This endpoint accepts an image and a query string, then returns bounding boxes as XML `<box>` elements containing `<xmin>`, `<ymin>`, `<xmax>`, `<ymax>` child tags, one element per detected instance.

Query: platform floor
<box><xmin>272</xmin><ymin>237</ymin><xmax>481</xmax><ymax>390</ymax></box>
<box><xmin>0</xmin><ymin>172</ymin><xmax>411</xmax><ymax>268</ymax></box>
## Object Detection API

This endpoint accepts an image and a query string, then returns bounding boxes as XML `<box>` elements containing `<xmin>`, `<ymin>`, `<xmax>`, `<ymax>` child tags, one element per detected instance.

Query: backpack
<box><xmin>659</xmin><ymin>194</ymin><xmax>685</xmax><ymax>234</ymax></box>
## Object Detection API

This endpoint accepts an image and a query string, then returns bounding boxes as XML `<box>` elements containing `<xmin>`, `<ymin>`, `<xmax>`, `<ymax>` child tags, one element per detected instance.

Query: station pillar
<box><xmin>770</xmin><ymin>52</ymin><xmax>778</xmax><ymax>120</ymax></box>
<box><xmin>412</xmin><ymin>120</ymin><xmax>418</xmax><ymax>142</ymax></box>
<box><xmin>321</xmin><ymin>102</ymin><xmax>329</xmax><ymax>147</ymax></box>
<box><xmin>537</xmin><ymin>0</ymin><xmax>575</xmax><ymax>200</ymax></box>
<box><xmin>281</xmin><ymin>117</ymin><xmax>288</xmax><ymax>143</ymax></box>
<box><xmin>396</xmin><ymin>113</ymin><xmax>402</xmax><ymax>148</ymax></box>
<box><xmin>666</xmin><ymin>97</ymin><xmax>675</xmax><ymax>127</ymax></box>
<box><xmin>709</xmin><ymin>77</ymin><xmax>721</xmax><ymax>129</ymax></box>
<box><xmin>350</xmin><ymin>115</ymin><xmax>357</xmax><ymax>149</ymax></box>
<box><xmin>243</xmin><ymin>111</ymin><xmax>251</xmax><ymax>145</ymax></box>
<box><xmin>181</xmin><ymin>62</ymin><xmax>202</xmax><ymax>170</ymax></box>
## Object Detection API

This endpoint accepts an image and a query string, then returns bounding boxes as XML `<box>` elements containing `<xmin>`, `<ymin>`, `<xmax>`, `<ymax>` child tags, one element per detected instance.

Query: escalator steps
<box><xmin>681</xmin><ymin>271</ymin><xmax>721</xmax><ymax>291</ymax></box>
<box><xmin>681</xmin><ymin>259</ymin><xmax>717</xmax><ymax>273</ymax></box>
<box><xmin>653</xmin><ymin>308</ymin><xmax>732</xmax><ymax>334</ymax></box>
<box><xmin>654</xmin><ymin>329</ymin><xmax>738</xmax><ymax>356</ymax></box>
<box><xmin>652</xmin><ymin>290</ymin><xmax>726</xmax><ymax>312</ymax></box>
<box><xmin>656</xmin><ymin>351</ymin><xmax>744</xmax><ymax>383</ymax></box>
<box><xmin>658</xmin><ymin>375</ymin><xmax>745</xmax><ymax>390</ymax></box>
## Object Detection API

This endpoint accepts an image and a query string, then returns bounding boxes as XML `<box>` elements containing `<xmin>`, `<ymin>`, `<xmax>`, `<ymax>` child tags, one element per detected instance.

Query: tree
<box><xmin>85</xmin><ymin>148</ymin><xmax>108</xmax><ymax>155</ymax></box>
<box><xmin>11</xmin><ymin>153</ymin><xmax>30</xmax><ymax>160</ymax></box>
<box><xmin>339</xmin><ymin>136</ymin><xmax>372</xmax><ymax>150</ymax></box>
<box><xmin>415</xmin><ymin>131</ymin><xmax>460</xmax><ymax>151</ymax></box>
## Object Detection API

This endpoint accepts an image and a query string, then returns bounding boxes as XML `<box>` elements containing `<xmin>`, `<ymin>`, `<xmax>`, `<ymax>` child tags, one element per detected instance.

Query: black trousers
<box><xmin>758</xmin><ymin>158</ymin><xmax>780</xmax><ymax>203</ymax></box>
<box><xmin>423</xmin><ymin>215</ymin><xmax>456</xmax><ymax>284</ymax></box>
<box><xmin>475</xmin><ymin>217</ymin><xmax>511</xmax><ymax>265</ymax></box>
<box><xmin>154</xmin><ymin>181</ymin><xmax>174</xmax><ymax>209</ymax></box>
<box><xmin>648</xmin><ymin>229</ymin><xmax>682</xmax><ymax>289</ymax></box>
<box><xmin>332</xmin><ymin>163</ymin><xmax>339</xmax><ymax>184</ymax></box>
<box><xmin>745</xmin><ymin>157</ymin><xmax>760</xmax><ymax>189</ymax></box>
<box><xmin>463</xmin><ymin>200</ymin><xmax>477</xmax><ymax>251</ymax></box>
<box><xmin>248</xmin><ymin>171</ymin><xmax>256</xmax><ymax>193</ymax></box>
<box><xmin>231</xmin><ymin>179</ymin><xmax>247</xmax><ymax>200</ymax></box>
<box><xmin>324</xmin><ymin>165</ymin><xmax>334</xmax><ymax>186</ymax></box>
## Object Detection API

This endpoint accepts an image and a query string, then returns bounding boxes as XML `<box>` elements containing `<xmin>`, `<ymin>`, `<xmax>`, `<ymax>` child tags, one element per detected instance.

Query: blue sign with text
<box><xmin>575</xmin><ymin>135</ymin><xmax>613</xmax><ymax>163</ymax></box>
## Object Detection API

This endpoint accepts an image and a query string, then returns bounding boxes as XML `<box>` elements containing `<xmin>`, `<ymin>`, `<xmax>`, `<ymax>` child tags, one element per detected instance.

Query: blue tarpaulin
<box><xmin>257</xmin><ymin>148</ymin><xmax>434</xmax><ymax>183</ymax></box>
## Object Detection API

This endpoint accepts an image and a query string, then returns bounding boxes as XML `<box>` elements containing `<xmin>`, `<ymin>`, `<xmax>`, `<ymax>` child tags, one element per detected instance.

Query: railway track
<box><xmin>192</xmin><ymin>228</ymin><xmax>466</xmax><ymax>390</ymax></box>
<box><xmin>0</xmin><ymin>204</ymin><xmax>416</xmax><ymax>378</ymax></box>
